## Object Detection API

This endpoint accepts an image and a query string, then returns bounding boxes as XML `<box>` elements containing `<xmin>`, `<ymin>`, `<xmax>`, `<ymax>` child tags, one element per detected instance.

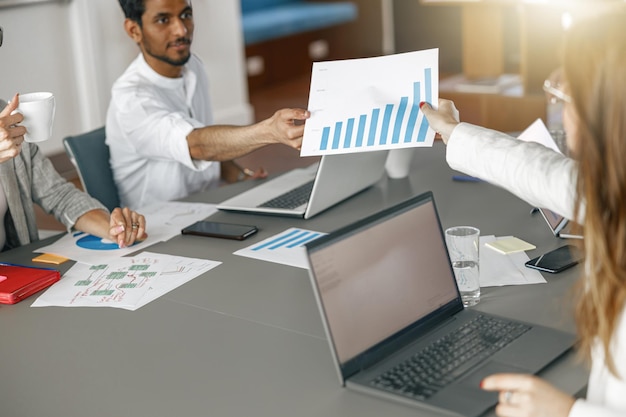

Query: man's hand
<box><xmin>260</xmin><ymin>108</ymin><xmax>310</xmax><ymax>150</ymax></box>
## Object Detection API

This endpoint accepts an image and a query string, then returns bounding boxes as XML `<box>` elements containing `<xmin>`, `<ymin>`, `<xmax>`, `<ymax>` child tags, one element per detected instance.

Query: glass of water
<box><xmin>445</xmin><ymin>226</ymin><xmax>480</xmax><ymax>307</ymax></box>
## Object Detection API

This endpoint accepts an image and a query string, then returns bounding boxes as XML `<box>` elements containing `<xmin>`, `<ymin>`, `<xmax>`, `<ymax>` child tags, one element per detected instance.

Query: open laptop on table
<box><xmin>217</xmin><ymin>150</ymin><xmax>389</xmax><ymax>219</ymax></box>
<box><xmin>537</xmin><ymin>208</ymin><xmax>583</xmax><ymax>240</ymax></box>
<box><xmin>305</xmin><ymin>191</ymin><xmax>575</xmax><ymax>417</ymax></box>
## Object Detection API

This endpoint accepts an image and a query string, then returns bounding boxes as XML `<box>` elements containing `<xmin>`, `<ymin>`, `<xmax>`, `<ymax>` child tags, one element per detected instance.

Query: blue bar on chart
<box><xmin>391</xmin><ymin>97</ymin><xmax>409</xmax><ymax>144</ymax></box>
<box><xmin>416</xmin><ymin>67</ymin><xmax>432</xmax><ymax>143</ymax></box>
<box><xmin>404</xmin><ymin>81</ymin><xmax>421</xmax><ymax>143</ymax></box>
<box><xmin>332</xmin><ymin>122</ymin><xmax>343</xmax><ymax>150</ymax></box>
<box><xmin>380</xmin><ymin>104</ymin><xmax>394</xmax><ymax>145</ymax></box>
<box><xmin>251</xmin><ymin>229</ymin><xmax>322</xmax><ymax>251</ymax></box>
<box><xmin>356</xmin><ymin>115</ymin><xmax>367</xmax><ymax>147</ymax></box>
<box><xmin>367</xmin><ymin>108</ymin><xmax>379</xmax><ymax>146</ymax></box>
<box><xmin>343</xmin><ymin>118</ymin><xmax>355</xmax><ymax>149</ymax></box>
<box><xmin>318</xmin><ymin>67</ymin><xmax>433</xmax><ymax>151</ymax></box>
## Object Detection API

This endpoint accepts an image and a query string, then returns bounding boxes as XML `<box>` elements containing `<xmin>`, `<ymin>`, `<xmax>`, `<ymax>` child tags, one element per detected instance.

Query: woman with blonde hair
<box><xmin>421</xmin><ymin>4</ymin><xmax>626</xmax><ymax>416</ymax></box>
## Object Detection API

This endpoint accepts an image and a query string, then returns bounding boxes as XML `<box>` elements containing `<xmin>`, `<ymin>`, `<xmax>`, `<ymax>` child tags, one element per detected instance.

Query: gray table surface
<box><xmin>0</xmin><ymin>142</ymin><xmax>588</xmax><ymax>417</ymax></box>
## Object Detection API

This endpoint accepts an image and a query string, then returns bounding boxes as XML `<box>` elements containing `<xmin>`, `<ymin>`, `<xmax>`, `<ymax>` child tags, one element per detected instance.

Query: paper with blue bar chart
<box><xmin>301</xmin><ymin>49</ymin><xmax>438</xmax><ymax>156</ymax></box>
<box><xmin>234</xmin><ymin>228</ymin><xmax>326</xmax><ymax>269</ymax></box>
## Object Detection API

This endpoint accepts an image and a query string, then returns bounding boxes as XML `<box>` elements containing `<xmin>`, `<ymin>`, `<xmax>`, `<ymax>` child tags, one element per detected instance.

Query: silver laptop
<box><xmin>537</xmin><ymin>208</ymin><xmax>583</xmax><ymax>240</ymax></box>
<box><xmin>217</xmin><ymin>150</ymin><xmax>389</xmax><ymax>219</ymax></box>
<box><xmin>305</xmin><ymin>191</ymin><xmax>575</xmax><ymax>417</ymax></box>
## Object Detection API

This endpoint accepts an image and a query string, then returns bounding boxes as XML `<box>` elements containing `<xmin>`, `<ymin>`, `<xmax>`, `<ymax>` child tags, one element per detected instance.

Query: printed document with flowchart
<box><xmin>32</xmin><ymin>252</ymin><xmax>221</xmax><ymax>310</ymax></box>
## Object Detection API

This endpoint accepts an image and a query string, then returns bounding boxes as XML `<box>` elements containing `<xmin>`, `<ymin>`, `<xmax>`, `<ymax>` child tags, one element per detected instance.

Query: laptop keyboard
<box><xmin>258</xmin><ymin>180</ymin><xmax>315</xmax><ymax>209</ymax></box>
<box><xmin>371</xmin><ymin>314</ymin><xmax>531</xmax><ymax>400</ymax></box>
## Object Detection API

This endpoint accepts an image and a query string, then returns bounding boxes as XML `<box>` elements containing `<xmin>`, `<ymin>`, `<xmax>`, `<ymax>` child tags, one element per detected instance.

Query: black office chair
<box><xmin>63</xmin><ymin>126</ymin><xmax>121</xmax><ymax>212</ymax></box>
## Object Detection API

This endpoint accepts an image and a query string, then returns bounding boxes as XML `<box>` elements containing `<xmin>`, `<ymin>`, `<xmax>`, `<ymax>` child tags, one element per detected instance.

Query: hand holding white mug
<box><xmin>0</xmin><ymin>94</ymin><xmax>27</xmax><ymax>163</ymax></box>
<box><xmin>12</xmin><ymin>91</ymin><xmax>56</xmax><ymax>143</ymax></box>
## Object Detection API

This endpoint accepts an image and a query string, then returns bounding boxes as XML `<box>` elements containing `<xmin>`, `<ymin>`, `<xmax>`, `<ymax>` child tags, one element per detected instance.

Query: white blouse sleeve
<box><xmin>446</xmin><ymin>123</ymin><xmax>579</xmax><ymax>221</ymax></box>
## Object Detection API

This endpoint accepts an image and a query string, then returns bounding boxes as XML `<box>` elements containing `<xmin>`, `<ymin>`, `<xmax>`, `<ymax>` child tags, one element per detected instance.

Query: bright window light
<box><xmin>561</xmin><ymin>12</ymin><xmax>573</xmax><ymax>30</ymax></box>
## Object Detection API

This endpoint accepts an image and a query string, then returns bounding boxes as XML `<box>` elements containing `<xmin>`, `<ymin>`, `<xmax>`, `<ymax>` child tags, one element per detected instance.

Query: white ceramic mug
<box><xmin>385</xmin><ymin>148</ymin><xmax>415</xmax><ymax>179</ymax></box>
<box><xmin>16</xmin><ymin>92</ymin><xmax>56</xmax><ymax>143</ymax></box>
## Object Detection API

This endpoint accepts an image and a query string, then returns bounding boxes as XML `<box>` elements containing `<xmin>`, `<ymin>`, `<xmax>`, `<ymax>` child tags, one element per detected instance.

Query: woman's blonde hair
<box><xmin>565</xmin><ymin>4</ymin><xmax>626</xmax><ymax>376</ymax></box>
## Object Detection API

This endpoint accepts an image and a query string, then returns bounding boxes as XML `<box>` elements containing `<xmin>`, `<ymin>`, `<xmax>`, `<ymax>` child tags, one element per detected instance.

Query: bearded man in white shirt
<box><xmin>108</xmin><ymin>0</ymin><xmax>310</xmax><ymax>209</ymax></box>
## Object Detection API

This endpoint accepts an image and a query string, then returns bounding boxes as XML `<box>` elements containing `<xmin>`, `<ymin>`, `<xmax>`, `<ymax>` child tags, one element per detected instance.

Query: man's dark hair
<box><xmin>118</xmin><ymin>0</ymin><xmax>145</xmax><ymax>25</ymax></box>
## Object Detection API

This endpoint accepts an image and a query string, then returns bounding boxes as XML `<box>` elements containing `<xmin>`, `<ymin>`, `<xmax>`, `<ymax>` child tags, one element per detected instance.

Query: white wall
<box><xmin>0</xmin><ymin>0</ymin><xmax>253</xmax><ymax>156</ymax></box>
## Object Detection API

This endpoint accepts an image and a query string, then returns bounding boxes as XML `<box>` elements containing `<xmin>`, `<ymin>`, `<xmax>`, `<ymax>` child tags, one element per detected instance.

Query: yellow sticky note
<box><xmin>485</xmin><ymin>237</ymin><xmax>536</xmax><ymax>255</ymax></box>
<box><xmin>32</xmin><ymin>253</ymin><xmax>69</xmax><ymax>265</ymax></box>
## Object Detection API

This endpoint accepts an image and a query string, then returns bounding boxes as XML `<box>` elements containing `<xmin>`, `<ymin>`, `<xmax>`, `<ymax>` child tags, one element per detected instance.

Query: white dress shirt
<box><xmin>106</xmin><ymin>53</ymin><xmax>220</xmax><ymax>209</ymax></box>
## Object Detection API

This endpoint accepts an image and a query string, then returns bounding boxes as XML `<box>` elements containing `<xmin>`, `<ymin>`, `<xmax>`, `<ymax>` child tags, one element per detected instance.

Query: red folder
<box><xmin>0</xmin><ymin>263</ymin><xmax>61</xmax><ymax>304</ymax></box>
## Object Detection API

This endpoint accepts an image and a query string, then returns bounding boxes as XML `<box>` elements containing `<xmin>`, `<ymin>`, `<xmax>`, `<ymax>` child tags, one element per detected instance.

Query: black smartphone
<box><xmin>181</xmin><ymin>221</ymin><xmax>258</xmax><ymax>240</ymax></box>
<box><xmin>525</xmin><ymin>244</ymin><xmax>582</xmax><ymax>273</ymax></box>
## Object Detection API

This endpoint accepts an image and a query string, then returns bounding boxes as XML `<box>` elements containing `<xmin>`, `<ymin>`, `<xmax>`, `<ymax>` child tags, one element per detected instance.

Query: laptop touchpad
<box><xmin>460</xmin><ymin>361</ymin><xmax>530</xmax><ymax>388</ymax></box>
<box><xmin>428</xmin><ymin>362</ymin><xmax>531</xmax><ymax>417</ymax></box>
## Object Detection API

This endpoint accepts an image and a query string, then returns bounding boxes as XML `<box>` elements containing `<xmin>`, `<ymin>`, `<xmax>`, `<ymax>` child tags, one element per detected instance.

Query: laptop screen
<box><xmin>307</xmin><ymin>194</ymin><xmax>459</xmax><ymax>365</ymax></box>
<box><xmin>538</xmin><ymin>207</ymin><xmax>564</xmax><ymax>231</ymax></box>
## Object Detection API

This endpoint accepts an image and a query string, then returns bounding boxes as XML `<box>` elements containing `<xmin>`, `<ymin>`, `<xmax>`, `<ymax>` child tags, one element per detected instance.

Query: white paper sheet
<box><xmin>133</xmin><ymin>252</ymin><xmax>221</xmax><ymax>309</ymax></box>
<box><xmin>479</xmin><ymin>235</ymin><xmax>546</xmax><ymax>287</ymax></box>
<box><xmin>517</xmin><ymin>118</ymin><xmax>562</xmax><ymax>153</ymax></box>
<box><xmin>137</xmin><ymin>201</ymin><xmax>219</xmax><ymax>241</ymax></box>
<box><xmin>301</xmin><ymin>49</ymin><xmax>438</xmax><ymax>156</ymax></box>
<box><xmin>234</xmin><ymin>227</ymin><xmax>326</xmax><ymax>269</ymax></box>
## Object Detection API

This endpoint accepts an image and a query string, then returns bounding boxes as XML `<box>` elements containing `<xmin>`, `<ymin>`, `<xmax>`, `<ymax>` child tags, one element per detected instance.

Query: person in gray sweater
<box><xmin>0</xmin><ymin>94</ymin><xmax>147</xmax><ymax>251</ymax></box>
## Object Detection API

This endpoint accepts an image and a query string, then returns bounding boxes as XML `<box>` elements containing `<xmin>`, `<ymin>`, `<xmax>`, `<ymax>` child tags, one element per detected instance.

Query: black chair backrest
<box><xmin>63</xmin><ymin>127</ymin><xmax>121</xmax><ymax>211</ymax></box>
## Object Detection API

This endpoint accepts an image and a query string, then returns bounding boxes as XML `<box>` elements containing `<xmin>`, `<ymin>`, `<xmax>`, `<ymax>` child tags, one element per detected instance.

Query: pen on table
<box><xmin>452</xmin><ymin>175</ymin><xmax>484</xmax><ymax>183</ymax></box>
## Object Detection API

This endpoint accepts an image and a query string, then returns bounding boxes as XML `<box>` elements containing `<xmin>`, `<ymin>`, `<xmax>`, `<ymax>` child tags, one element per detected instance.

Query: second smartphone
<box><xmin>181</xmin><ymin>221</ymin><xmax>258</xmax><ymax>241</ymax></box>
<box><xmin>525</xmin><ymin>244</ymin><xmax>582</xmax><ymax>273</ymax></box>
